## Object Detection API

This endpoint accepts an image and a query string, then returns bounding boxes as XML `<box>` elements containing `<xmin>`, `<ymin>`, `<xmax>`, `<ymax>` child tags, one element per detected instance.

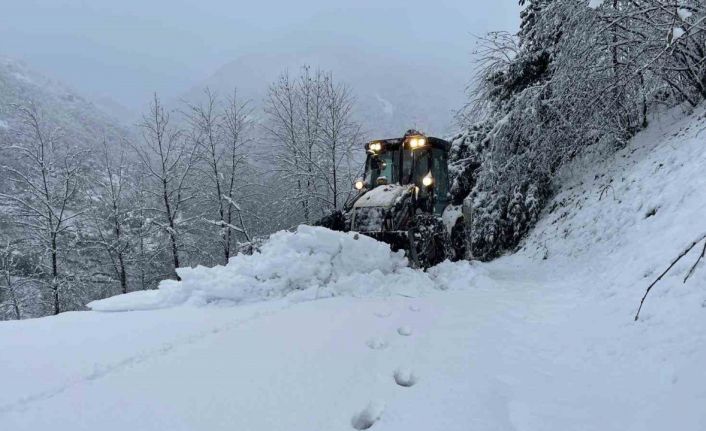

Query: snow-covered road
<box><xmin>2</xmin><ymin>259</ymin><xmax>704</xmax><ymax>430</ymax></box>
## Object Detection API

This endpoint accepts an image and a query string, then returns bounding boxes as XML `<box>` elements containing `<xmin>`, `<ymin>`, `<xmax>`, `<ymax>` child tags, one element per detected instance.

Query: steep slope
<box><xmin>1</xmin><ymin>106</ymin><xmax>704</xmax><ymax>430</ymax></box>
<box><xmin>0</xmin><ymin>56</ymin><xmax>129</xmax><ymax>146</ymax></box>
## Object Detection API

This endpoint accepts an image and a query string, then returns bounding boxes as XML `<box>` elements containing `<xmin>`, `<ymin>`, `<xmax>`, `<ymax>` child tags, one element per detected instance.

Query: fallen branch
<box><xmin>635</xmin><ymin>232</ymin><xmax>706</xmax><ymax>321</ymax></box>
<box><xmin>683</xmin><ymin>240</ymin><xmax>706</xmax><ymax>283</ymax></box>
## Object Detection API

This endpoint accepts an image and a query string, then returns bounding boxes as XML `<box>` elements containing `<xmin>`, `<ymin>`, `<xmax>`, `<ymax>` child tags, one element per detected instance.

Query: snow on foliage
<box><xmin>451</xmin><ymin>0</ymin><xmax>706</xmax><ymax>261</ymax></box>
<box><xmin>587</xmin><ymin>0</ymin><xmax>604</xmax><ymax>9</ymax></box>
<box><xmin>677</xmin><ymin>8</ymin><xmax>693</xmax><ymax>20</ymax></box>
<box><xmin>89</xmin><ymin>226</ymin><xmax>482</xmax><ymax>312</ymax></box>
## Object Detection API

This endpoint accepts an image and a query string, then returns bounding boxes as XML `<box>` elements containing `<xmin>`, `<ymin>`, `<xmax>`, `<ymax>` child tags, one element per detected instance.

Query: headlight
<box><xmin>354</xmin><ymin>180</ymin><xmax>365</xmax><ymax>190</ymax></box>
<box><xmin>408</xmin><ymin>137</ymin><xmax>426</xmax><ymax>149</ymax></box>
<box><xmin>369</xmin><ymin>142</ymin><xmax>382</xmax><ymax>152</ymax></box>
<box><xmin>422</xmin><ymin>172</ymin><xmax>433</xmax><ymax>186</ymax></box>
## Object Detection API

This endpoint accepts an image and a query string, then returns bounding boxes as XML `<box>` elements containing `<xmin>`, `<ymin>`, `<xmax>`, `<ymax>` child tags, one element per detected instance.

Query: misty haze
<box><xmin>1</xmin><ymin>1</ymin><xmax>705</xmax><ymax>430</ymax></box>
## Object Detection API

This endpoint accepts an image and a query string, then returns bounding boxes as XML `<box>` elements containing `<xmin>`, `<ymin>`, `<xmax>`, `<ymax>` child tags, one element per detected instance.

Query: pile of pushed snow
<box><xmin>89</xmin><ymin>226</ymin><xmax>475</xmax><ymax>312</ymax></box>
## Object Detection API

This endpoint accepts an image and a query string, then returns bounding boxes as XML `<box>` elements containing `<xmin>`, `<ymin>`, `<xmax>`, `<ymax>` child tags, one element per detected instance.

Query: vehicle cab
<box><xmin>355</xmin><ymin>132</ymin><xmax>450</xmax><ymax>215</ymax></box>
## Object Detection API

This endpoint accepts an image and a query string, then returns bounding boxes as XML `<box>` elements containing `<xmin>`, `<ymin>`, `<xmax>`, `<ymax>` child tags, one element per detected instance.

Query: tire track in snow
<box><xmin>0</xmin><ymin>304</ymin><xmax>287</xmax><ymax>414</ymax></box>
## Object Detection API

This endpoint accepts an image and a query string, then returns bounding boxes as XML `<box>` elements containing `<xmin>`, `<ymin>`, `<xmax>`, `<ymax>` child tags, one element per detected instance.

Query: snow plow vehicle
<box><xmin>317</xmin><ymin>131</ymin><xmax>465</xmax><ymax>268</ymax></box>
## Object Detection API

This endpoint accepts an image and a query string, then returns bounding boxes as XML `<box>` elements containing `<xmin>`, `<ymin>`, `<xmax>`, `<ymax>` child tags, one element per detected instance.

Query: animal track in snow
<box><xmin>397</xmin><ymin>325</ymin><xmax>413</xmax><ymax>336</ymax></box>
<box><xmin>393</xmin><ymin>367</ymin><xmax>418</xmax><ymax>387</ymax></box>
<box><xmin>351</xmin><ymin>402</ymin><xmax>384</xmax><ymax>430</ymax></box>
<box><xmin>365</xmin><ymin>336</ymin><xmax>389</xmax><ymax>350</ymax></box>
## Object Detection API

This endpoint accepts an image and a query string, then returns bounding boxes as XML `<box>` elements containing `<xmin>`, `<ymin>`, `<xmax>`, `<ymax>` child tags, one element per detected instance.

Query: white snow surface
<box><xmin>588</xmin><ymin>0</ymin><xmax>605</xmax><ymax>9</ymax></box>
<box><xmin>2</xmin><ymin>105</ymin><xmax>706</xmax><ymax>430</ymax></box>
<box><xmin>89</xmin><ymin>225</ymin><xmax>435</xmax><ymax>311</ymax></box>
<box><xmin>353</xmin><ymin>184</ymin><xmax>412</xmax><ymax>208</ymax></box>
<box><xmin>678</xmin><ymin>8</ymin><xmax>693</xmax><ymax>20</ymax></box>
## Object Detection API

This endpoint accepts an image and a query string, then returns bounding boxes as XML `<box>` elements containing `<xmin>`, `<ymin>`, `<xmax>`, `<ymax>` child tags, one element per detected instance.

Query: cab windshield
<box><xmin>365</xmin><ymin>150</ymin><xmax>398</xmax><ymax>186</ymax></box>
<box><xmin>401</xmin><ymin>147</ymin><xmax>431</xmax><ymax>186</ymax></box>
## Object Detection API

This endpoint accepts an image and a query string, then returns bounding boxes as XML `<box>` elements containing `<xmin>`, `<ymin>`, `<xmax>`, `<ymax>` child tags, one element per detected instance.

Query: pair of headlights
<box><xmin>354</xmin><ymin>173</ymin><xmax>433</xmax><ymax>190</ymax></box>
<box><xmin>369</xmin><ymin>137</ymin><xmax>426</xmax><ymax>153</ymax></box>
<box><xmin>369</xmin><ymin>142</ymin><xmax>383</xmax><ymax>152</ymax></box>
<box><xmin>408</xmin><ymin>137</ymin><xmax>426</xmax><ymax>149</ymax></box>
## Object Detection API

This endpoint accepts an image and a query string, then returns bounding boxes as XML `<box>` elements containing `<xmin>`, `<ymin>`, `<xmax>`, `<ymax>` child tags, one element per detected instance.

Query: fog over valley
<box><xmin>1</xmin><ymin>0</ymin><xmax>520</xmax><ymax>135</ymax></box>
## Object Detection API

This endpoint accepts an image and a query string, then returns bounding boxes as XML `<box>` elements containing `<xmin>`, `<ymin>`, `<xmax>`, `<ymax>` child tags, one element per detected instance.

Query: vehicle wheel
<box><xmin>410</xmin><ymin>214</ymin><xmax>448</xmax><ymax>268</ymax></box>
<box><xmin>450</xmin><ymin>218</ymin><xmax>466</xmax><ymax>261</ymax></box>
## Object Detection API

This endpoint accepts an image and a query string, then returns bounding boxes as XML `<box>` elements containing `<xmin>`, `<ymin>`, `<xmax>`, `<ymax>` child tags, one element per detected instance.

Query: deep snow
<box><xmin>1</xmin><ymin>105</ymin><xmax>706</xmax><ymax>430</ymax></box>
<box><xmin>87</xmin><ymin>226</ymin><xmax>433</xmax><ymax>311</ymax></box>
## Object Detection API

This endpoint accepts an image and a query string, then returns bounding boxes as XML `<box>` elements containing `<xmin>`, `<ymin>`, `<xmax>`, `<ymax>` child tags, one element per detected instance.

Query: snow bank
<box><xmin>89</xmin><ymin>226</ymin><xmax>482</xmax><ymax>312</ymax></box>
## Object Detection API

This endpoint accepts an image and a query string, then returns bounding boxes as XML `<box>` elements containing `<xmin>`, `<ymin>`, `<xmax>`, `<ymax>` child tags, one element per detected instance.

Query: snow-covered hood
<box><xmin>352</xmin><ymin>184</ymin><xmax>413</xmax><ymax>209</ymax></box>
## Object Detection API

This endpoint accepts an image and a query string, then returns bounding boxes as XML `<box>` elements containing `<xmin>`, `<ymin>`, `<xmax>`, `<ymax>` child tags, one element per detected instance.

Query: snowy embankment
<box><xmin>1</xmin><ymin>105</ymin><xmax>706</xmax><ymax>430</ymax></box>
<box><xmin>87</xmin><ymin>226</ymin><xmax>465</xmax><ymax>312</ymax></box>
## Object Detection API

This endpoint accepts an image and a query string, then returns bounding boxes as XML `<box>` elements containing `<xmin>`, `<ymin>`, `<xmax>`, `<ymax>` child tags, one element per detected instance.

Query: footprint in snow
<box><xmin>408</xmin><ymin>304</ymin><xmax>421</xmax><ymax>312</ymax></box>
<box><xmin>374</xmin><ymin>309</ymin><xmax>392</xmax><ymax>318</ymax></box>
<box><xmin>397</xmin><ymin>326</ymin><xmax>413</xmax><ymax>336</ymax></box>
<box><xmin>393</xmin><ymin>367</ymin><xmax>418</xmax><ymax>387</ymax></box>
<box><xmin>351</xmin><ymin>402</ymin><xmax>384</xmax><ymax>430</ymax></box>
<box><xmin>365</xmin><ymin>336</ymin><xmax>389</xmax><ymax>350</ymax></box>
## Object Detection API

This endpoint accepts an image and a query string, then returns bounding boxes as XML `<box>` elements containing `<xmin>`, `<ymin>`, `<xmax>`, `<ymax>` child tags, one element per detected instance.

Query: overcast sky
<box><xmin>1</xmin><ymin>0</ymin><xmax>520</xmax><ymax>110</ymax></box>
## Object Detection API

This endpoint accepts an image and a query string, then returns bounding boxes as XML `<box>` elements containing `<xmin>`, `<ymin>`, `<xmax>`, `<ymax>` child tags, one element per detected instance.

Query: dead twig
<box><xmin>634</xmin><ymin>232</ymin><xmax>706</xmax><ymax>321</ymax></box>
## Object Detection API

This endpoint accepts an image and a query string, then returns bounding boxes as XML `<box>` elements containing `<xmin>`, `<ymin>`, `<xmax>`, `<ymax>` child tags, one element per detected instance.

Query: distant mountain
<box><xmin>0</xmin><ymin>56</ymin><xmax>130</xmax><ymax>147</ymax></box>
<box><xmin>179</xmin><ymin>46</ymin><xmax>467</xmax><ymax>139</ymax></box>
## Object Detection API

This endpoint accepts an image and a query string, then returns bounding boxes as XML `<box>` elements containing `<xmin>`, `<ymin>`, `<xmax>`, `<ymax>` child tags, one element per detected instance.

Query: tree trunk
<box><xmin>51</xmin><ymin>234</ymin><xmax>59</xmax><ymax>315</ymax></box>
<box><xmin>162</xmin><ymin>178</ymin><xmax>181</xmax><ymax>280</ymax></box>
<box><xmin>3</xmin><ymin>270</ymin><xmax>21</xmax><ymax>320</ymax></box>
<box><xmin>118</xmin><ymin>252</ymin><xmax>128</xmax><ymax>294</ymax></box>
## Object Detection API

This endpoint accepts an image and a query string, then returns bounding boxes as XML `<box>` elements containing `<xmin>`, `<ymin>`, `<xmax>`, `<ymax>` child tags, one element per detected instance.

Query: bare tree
<box><xmin>319</xmin><ymin>75</ymin><xmax>362</xmax><ymax>211</ymax></box>
<box><xmin>0</xmin><ymin>241</ymin><xmax>24</xmax><ymax>319</ymax></box>
<box><xmin>221</xmin><ymin>90</ymin><xmax>254</xmax><ymax>249</ymax></box>
<box><xmin>265</xmin><ymin>67</ymin><xmax>362</xmax><ymax>227</ymax></box>
<box><xmin>85</xmin><ymin>139</ymin><xmax>133</xmax><ymax>294</ymax></box>
<box><xmin>185</xmin><ymin>89</ymin><xmax>254</xmax><ymax>264</ymax></box>
<box><xmin>265</xmin><ymin>70</ymin><xmax>309</xmax><ymax>224</ymax></box>
<box><xmin>0</xmin><ymin>104</ymin><xmax>85</xmax><ymax>314</ymax></box>
<box><xmin>134</xmin><ymin>94</ymin><xmax>198</xmax><ymax>280</ymax></box>
<box><xmin>131</xmin><ymin>173</ymin><xmax>162</xmax><ymax>290</ymax></box>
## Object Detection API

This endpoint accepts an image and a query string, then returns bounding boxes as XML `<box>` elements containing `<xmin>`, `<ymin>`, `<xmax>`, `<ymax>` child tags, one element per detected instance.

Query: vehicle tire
<box><xmin>410</xmin><ymin>214</ymin><xmax>448</xmax><ymax>268</ymax></box>
<box><xmin>450</xmin><ymin>218</ymin><xmax>466</xmax><ymax>261</ymax></box>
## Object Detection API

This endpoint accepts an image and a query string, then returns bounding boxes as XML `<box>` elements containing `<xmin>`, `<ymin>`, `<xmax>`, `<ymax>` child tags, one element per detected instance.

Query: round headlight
<box><xmin>354</xmin><ymin>180</ymin><xmax>365</xmax><ymax>190</ymax></box>
<box><xmin>422</xmin><ymin>172</ymin><xmax>433</xmax><ymax>187</ymax></box>
<box><xmin>370</xmin><ymin>142</ymin><xmax>382</xmax><ymax>152</ymax></box>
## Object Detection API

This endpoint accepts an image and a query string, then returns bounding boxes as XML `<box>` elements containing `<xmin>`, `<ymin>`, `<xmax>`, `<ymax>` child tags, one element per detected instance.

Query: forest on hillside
<box><xmin>1</xmin><ymin>0</ymin><xmax>705</xmax><ymax>320</ymax></box>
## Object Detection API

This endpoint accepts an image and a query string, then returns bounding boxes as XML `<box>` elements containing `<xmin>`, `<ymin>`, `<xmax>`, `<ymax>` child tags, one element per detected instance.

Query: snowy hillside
<box><xmin>0</xmin><ymin>56</ymin><xmax>128</xmax><ymax>145</ymax></box>
<box><xmin>1</xmin><ymin>106</ymin><xmax>705</xmax><ymax>429</ymax></box>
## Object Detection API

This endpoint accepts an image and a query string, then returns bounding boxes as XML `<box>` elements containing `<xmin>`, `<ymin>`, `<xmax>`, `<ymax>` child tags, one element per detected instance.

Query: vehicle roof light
<box><xmin>408</xmin><ymin>136</ymin><xmax>426</xmax><ymax>149</ymax></box>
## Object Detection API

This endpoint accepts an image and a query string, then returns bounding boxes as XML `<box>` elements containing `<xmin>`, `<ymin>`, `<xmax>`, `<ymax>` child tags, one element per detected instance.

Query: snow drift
<box><xmin>88</xmin><ymin>226</ymin><xmax>474</xmax><ymax>312</ymax></box>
